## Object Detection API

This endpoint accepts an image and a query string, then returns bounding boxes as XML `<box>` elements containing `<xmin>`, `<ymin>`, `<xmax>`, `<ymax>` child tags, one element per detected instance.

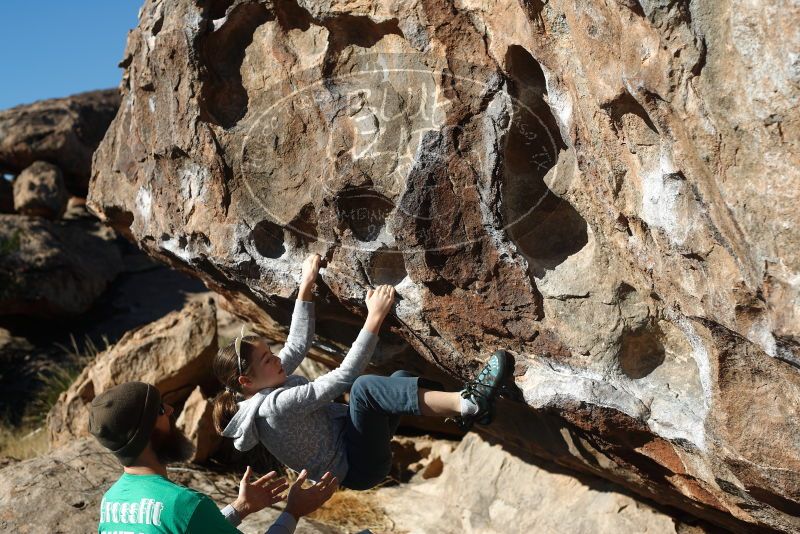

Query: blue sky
<box><xmin>0</xmin><ymin>1</ymin><xmax>142</xmax><ymax>110</ymax></box>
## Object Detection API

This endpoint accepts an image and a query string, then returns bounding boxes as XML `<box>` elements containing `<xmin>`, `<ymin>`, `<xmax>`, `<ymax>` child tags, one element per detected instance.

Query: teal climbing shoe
<box><xmin>448</xmin><ymin>349</ymin><xmax>514</xmax><ymax>431</ymax></box>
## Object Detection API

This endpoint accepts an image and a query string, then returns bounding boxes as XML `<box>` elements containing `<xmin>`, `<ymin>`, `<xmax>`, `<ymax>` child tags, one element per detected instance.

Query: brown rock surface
<box><xmin>0</xmin><ymin>438</ymin><xmax>120</xmax><ymax>533</ymax></box>
<box><xmin>0</xmin><ymin>434</ymin><xmax>703</xmax><ymax>533</ymax></box>
<box><xmin>12</xmin><ymin>160</ymin><xmax>69</xmax><ymax>219</ymax></box>
<box><xmin>0</xmin><ymin>89</ymin><xmax>119</xmax><ymax>195</ymax></box>
<box><xmin>0</xmin><ymin>214</ymin><xmax>123</xmax><ymax>318</ymax></box>
<box><xmin>47</xmin><ymin>296</ymin><xmax>219</xmax><ymax>448</ymax></box>
<box><xmin>87</xmin><ymin>0</ymin><xmax>800</xmax><ymax>531</ymax></box>
<box><xmin>380</xmin><ymin>433</ymin><xmax>705</xmax><ymax>534</ymax></box>
<box><xmin>0</xmin><ymin>437</ymin><xmax>335</xmax><ymax>534</ymax></box>
<box><xmin>176</xmin><ymin>386</ymin><xmax>223</xmax><ymax>463</ymax></box>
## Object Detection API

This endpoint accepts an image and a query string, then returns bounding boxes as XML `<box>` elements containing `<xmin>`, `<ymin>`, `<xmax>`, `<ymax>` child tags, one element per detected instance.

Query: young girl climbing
<box><xmin>212</xmin><ymin>253</ymin><xmax>513</xmax><ymax>490</ymax></box>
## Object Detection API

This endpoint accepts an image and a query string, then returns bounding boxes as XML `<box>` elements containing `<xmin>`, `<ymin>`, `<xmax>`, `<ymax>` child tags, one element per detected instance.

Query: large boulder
<box><xmin>87</xmin><ymin>0</ymin><xmax>800</xmax><ymax>531</ymax></box>
<box><xmin>47</xmin><ymin>296</ymin><xmax>219</xmax><ymax>448</ymax></box>
<box><xmin>380</xmin><ymin>433</ymin><xmax>701</xmax><ymax>533</ymax></box>
<box><xmin>0</xmin><ymin>88</ymin><xmax>119</xmax><ymax>195</ymax></box>
<box><xmin>404</xmin><ymin>432</ymin><xmax>721</xmax><ymax>533</ymax></box>
<box><xmin>12</xmin><ymin>160</ymin><xmax>69</xmax><ymax>219</ymax></box>
<box><xmin>0</xmin><ymin>214</ymin><xmax>123</xmax><ymax>317</ymax></box>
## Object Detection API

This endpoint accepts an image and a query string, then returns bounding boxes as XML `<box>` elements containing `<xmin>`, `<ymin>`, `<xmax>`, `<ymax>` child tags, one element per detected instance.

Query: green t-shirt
<box><xmin>98</xmin><ymin>472</ymin><xmax>240</xmax><ymax>534</ymax></box>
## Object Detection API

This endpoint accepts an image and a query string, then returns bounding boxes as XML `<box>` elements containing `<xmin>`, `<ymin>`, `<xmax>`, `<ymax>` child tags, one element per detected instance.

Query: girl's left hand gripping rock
<box><xmin>300</xmin><ymin>253</ymin><xmax>322</xmax><ymax>289</ymax></box>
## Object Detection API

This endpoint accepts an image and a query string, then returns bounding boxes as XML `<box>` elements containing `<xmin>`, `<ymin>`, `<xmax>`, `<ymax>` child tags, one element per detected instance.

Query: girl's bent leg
<box><xmin>417</xmin><ymin>389</ymin><xmax>461</xmax><ymax>417</ymax></box>
<box><xmin>342</xmin><ymin>371</ymin><xmax>422</xmax><ymax>490</ymax></box>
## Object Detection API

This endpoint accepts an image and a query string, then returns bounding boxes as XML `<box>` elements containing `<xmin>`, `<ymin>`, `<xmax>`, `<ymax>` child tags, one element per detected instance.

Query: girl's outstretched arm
<box><xmin>278</xmin><ymin>253</ymin><xmax>320</xmax><ymax>375</ymax></box>
<box><xmin>267</xmin><ymin>285</ymin><xmax>395</xmax><ymax>415</ymax></box>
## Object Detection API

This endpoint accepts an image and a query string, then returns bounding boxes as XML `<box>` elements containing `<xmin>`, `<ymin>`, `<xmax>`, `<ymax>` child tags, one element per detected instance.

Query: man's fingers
<box><xmin>270</xmin><ymin>482</ymin><xmax>289</xmax><ymax>496</ymax></box>
<box><xmin>265</xmin><ymin>477</ymin><xmax>287</xmax><ymax>490</ymax></box>
<box><xmin>315</xmin><ymin>474</ymin><xmax>338</xmax><ymax>492</ymax></box>
<box><xmin>316</xmin><ymin>476</ymin><xmax>338</xmax><ymax>497</ymax></box>
<box><xmin>295</xmin><ymin>468</ymin><xmax>308</xmax><ymax>486</ymax></box>
<box><xmin>313</xmin><ymin>476</ymin><xmax>331</xmax><ymax>490</ymax></box>
<box><xmin>253</xmin><ymin>470</ymin><xmax>277</xmax><ymax>486</ymax></box>
<box><xmin>241</xmin><ymin>465</ymin><xmax>252</xmax><ymax>484</ymax></box>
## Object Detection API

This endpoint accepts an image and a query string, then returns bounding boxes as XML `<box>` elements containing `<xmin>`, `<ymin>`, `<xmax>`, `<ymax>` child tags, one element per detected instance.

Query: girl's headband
<box><xmin>234</xmin><ymin>325</ymin><xmax>247</xmax><ymax>376</ymax></box>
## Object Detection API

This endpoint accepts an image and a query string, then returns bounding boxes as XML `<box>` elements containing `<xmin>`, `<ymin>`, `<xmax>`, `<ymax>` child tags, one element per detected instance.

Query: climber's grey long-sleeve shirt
<box><xmin>221</xmin><ymin>299</ymin><xmax>378</xmax><ymax>482</ymax></box>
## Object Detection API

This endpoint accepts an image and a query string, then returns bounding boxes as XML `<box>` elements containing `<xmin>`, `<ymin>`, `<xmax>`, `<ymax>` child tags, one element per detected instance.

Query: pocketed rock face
<box><xmin>88</xmin><ymin>0</ymin><xmax>800</xmax><ymax>531</ymax></box>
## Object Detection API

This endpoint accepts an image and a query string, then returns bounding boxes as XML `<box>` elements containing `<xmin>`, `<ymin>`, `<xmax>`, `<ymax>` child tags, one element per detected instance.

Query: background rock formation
<box><xmin>0</xmin><ymin>89</ymin><xmax>119</xmax><ymax>196</ymax></box>
<box><xmin>88</xmin><ymin>0</ymin><xmax>800</xmax><ymax>531</ymax></box>
<box><xmin>0</xmin><ymin>90</ymin><xmax>126</xmax><ymax>320</ymax></box>
<box><xmin>0</xmin><ymin>214</ymin><xmax>123</xmax><ymax>317</ymax></box>
<box><xmin>47</xmin><ymin>296</ymin><xmax>219</xmax><ymax>448</ymax></box>
<box><xmin>12</xmin><ymin>161</ymin><xmax>69</xmax><ymax>219</ymax></box>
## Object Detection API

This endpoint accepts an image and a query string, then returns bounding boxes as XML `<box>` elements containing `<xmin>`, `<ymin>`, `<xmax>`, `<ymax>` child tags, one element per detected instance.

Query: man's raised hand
<box><xmin>231</xmin><ymin>466</ymin><xmax>289</xmax><ymax>519</ymax></box>
<box><xmin>285</xmin><ymin>469</ymin><xmax>338</xmax><ymax>520</ymax></box>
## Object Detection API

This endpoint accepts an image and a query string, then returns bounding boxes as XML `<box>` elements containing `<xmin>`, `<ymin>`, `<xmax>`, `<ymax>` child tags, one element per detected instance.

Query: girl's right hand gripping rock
<box><xmin>364</xmin><ymin>285</ymin><xmax>395</xmax><ymax>334</ymax></box>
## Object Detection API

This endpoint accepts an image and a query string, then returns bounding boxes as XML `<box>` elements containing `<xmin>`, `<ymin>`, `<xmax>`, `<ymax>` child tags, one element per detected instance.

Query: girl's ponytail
<box><xmin>212</xmin><ymin>389</ymin><xmax>240</xmax><ymax>434</ymax></box>
<box><xmin>211</xmin><ymin>334</ymin><xmax>260</xmax><ymax>434</ymax></box>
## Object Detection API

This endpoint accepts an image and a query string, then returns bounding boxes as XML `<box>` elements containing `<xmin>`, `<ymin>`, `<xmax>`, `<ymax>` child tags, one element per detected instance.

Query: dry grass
<box><xmin>0</xmin><ymin>333</ymin><xmax>105</xmax><ymax>461</ymax></box>
<box><xmin>277</xmin><ymin>469</ymin><xmax>396</xmax><ymax>532</ymax></box>
<box><xmin>307</xmin><ymin>487</ymin><xmax>394</xmax><ymax>532</ymax></box>
<box><xmin>0</xmin><ymin>424</ymin><xmax>48</xmax><ymax>459</ymax></box>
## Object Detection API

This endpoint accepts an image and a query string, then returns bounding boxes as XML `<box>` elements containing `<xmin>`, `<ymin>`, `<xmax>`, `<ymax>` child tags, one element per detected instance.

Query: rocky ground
<box><xmin>0</xmin><ymin>428</ymin><xmax>712</xmax><ymax>534</ymax></box>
